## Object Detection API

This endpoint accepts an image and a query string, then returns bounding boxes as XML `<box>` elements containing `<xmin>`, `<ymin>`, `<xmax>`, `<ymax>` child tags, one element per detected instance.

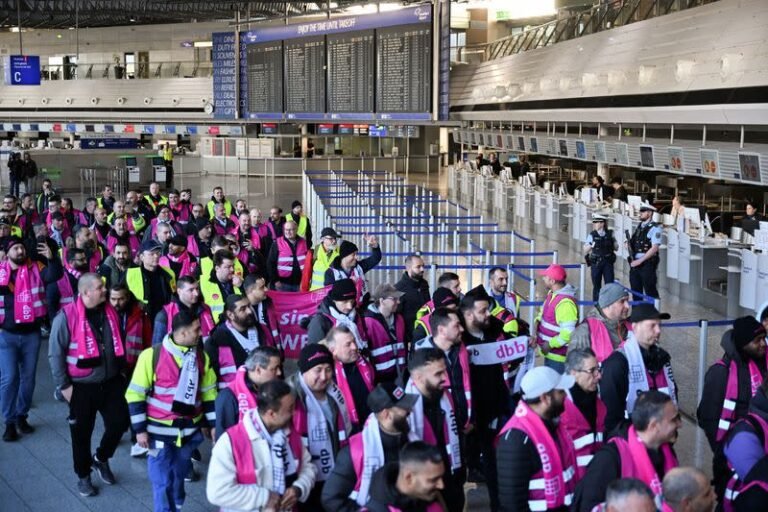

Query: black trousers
<box><xmin>68</xmin><ymin>376</ymin><xmax>130</xmax><ymax>478</ymax></box>
<box><xmin>629</xmin><ymin>260</ymin><xmax>659</xmax><ymax>299</ymax></box>
<box><xmin>164</xmin><ymin>160</ymin><xmax>173</xmax><ymax>188</ymax></box>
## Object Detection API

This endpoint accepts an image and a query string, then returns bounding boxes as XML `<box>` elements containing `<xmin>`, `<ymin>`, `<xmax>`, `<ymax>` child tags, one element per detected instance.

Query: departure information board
<box><xmin>327</xmin><ymin>31</ymin><xmax>375</xmax><ymax>115</ymax></box>
<box><xmin>285</xmin><ymin>36</ymin><xmax>326</xmax><ymax>116</ymax></box>
<box><xmin>376</xmin><ymin>24</ymin><xmax>431</xmax><ymax>117</ymax></box>
<box><xmin>247</xmin><ymin>42</ymin><xmax>283</xmax><ymax>117</ymax></box>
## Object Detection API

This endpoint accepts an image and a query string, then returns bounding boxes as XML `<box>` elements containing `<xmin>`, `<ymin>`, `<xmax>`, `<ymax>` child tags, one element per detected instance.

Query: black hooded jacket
<box><xmin>363</xmin><ymin>463</ymin><xmax>446</xmax><ymax>512</ymax></box>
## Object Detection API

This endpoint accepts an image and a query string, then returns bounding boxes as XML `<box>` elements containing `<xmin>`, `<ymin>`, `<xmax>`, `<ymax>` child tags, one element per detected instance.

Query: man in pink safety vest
<box><xmin>569</xmin><ymin>283</ymin><xmax>630</xmax><ymax>363</ymax></box>
<box><xmin>321</xmin><ymin>381</ymin><xmax>419</xmax><ymax>511</ymax></box>
<box><xmin>572</xmin><ymin>390</ymin><xmax>681</xmax><ymax>511</ymax></box>
<box><xmin>532</xmin><ymin>264</ymin><xmax>578</xmax><ymax>374</ymax></box>
<box><xmin>206</xmin><ymin>380</ymin><xmax>317</xmax><ymax>512</ymax></box>
<box><xmin>266</xmin><ymin>220</ymin><xmax>307</xmax><ymax>292</ymax></box>
<box><xmin>326</xmin><ymin>325</ymin><xmax>376</xmax><ymax>433</ymax></box>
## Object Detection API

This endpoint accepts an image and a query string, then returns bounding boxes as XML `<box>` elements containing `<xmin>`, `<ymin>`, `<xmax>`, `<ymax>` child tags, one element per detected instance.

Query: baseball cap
<box><xmin>629</xmin><ymin>303</ymin><xmax>671</xmax><ymax>323</ymax></box>
<box><xmin>521</xmin><ymin>366</ymin><xmax>575</xmax><ymax>400</ymax></box>
<box><xmin>367</xmin><ymin>382</ymin><xmax>419</xmax><ymax>413</ymax></box>
<box><xmin>140</xmin><ymin>240</ymin><xmax>163</xmax><ymax>253</ymax></box>
<box><xmin>371</xmin><ymin>283</ymin><xmax>405</xmax><ymax>302</ymax></box>
<box><xmin>320</xmin><ymin>227</ymin><xmax>339</xmax><ymax>239</ymax></box>
<box><xmin>538</xmin><ymin>264</ymin><xmax>567</xmax><ymax>282</ymax></box>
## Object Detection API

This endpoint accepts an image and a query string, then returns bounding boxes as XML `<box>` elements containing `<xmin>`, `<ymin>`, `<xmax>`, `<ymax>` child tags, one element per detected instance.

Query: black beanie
<box><xmin>733</xmin><ymin>316</ymin><xmax>766</xmax><ymax>349</ymax></box>
<box><xmin>298</xmin><ymin>343</ymin><xmax>333</xmax><ymax>373</ymax></box>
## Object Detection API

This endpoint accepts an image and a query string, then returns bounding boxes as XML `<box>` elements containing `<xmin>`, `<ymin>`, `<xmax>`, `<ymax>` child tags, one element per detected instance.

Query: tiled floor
<box><xmin>0</xmin><ymin>168</ymin><xmax>719</xmax><ymax>512</ymax></box>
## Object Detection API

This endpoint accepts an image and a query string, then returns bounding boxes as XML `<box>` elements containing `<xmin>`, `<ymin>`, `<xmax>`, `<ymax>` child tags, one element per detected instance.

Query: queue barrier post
<box><xmin>528</xmin><ymin>273</ymin><xmax>537</xmax><ymax>328</ymax></box>
<box><xmin>454</xmin><ymin>230</ymin><xmax>460</xmax><ymax>269</ymax></box>
<box><xmin>698</xmin><ymin>319</ymin><xmax>709</xmax><ymax>405</ymax></box>
<box><xmin>479</xmin><ymin>214</ymin><xmax>485</xmax><ymax>248</ymax></box>
<box><xmin>493</xmin><ymin>232</ymin><xmax>499</xmax><ymax>265</ymax></box>
<box><xmin>530</xmin><ymin>239</ymin><xmax>537</xmax><ymax>280</ymax></box>
<box><xmin>553</xmin><ymin>250</ymin><xmax>559</xmax><ymax>265</ymax></box>
<box><xmin>511</xmin><ymin>231</ymin><xmax>516</xmax><ymax>266</ymax></box>
<box><xmin>579</xmin><ymin>264</ymin><xmax>587</xmax><ymax>319</ymax></box>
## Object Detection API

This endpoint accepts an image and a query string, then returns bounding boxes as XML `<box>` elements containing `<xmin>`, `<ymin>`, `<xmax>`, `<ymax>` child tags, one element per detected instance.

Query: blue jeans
<box><xmin>147</xmin><ymin>431</ymin><xmax>203</xmax><ymax>512</ymax></box>
<box><xmin>0</xmin><ymin>330</ymin><xmax>41</xmax><ymax>424</ymax></box>
<box><xmin>543</xmin><ymin>357</ymin><xmax>565</xmax><ymax>374</ymax></box>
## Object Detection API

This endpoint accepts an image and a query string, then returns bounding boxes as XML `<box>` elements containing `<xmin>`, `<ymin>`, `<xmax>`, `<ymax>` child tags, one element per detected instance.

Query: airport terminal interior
<box><xmin>0</xmin><ymin>0</ymin><xmax>765</xmax><ymax>511</ymax></box>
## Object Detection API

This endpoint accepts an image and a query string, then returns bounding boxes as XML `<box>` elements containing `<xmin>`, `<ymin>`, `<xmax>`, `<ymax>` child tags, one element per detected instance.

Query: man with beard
<box><xmin>211</xmin><ymin>203</ymin><xmax>235</xmax><ymax>237</ymax></box>
<box><xmin>48</xmin><ymin>274</ymin><xmax>131</xmax><ymax>496</ymax></box>
<box><xmin>600</xmin><ymin>304</ymin><xmax>677</xmax><ymax>434</ymax></box>
<box><xmin>124</xmin><ymin>190</ymin><xmax>152</xmax><ymax>230</ymax></box>
<box><xmin>485</xmin><ymin>267</ymin><xmax>526</xmax><ymax>338</ymax></box>
<box><xmin>158</xmin><ymin>234</ymin><xmax>198</xmax><ymax>280</ymax></box>
<box><xmin>561</xmin><ymin>349</ymin><xmax>607</xmax><ymax>479</ymax></box>
<box><xmin>415</xmin><ymin>273</ymin><xmax>462</xmax><ymax>323</ymax></box>
<box><xmin>243</xmin><ymin>273</ymin><xmax>282</xmax><ymax>351</ymax></box>
<box><xmin>309</xmin><ymin>227</ymin><xmax>340</xmax><ymax>291</ymax></box>
<box><xmin>16</xmin><ymin>193</ymin><xmax>39</xmax><ymax>236</ymax></box>
<box><xmin>306</xmin><ymin>278</ymin><xmax>368</xmax><ymax>347</ymax></box>
<box><xmin>200</xmin><ymin>249</ymin><xmax>242</xmax><ymax>323</ymax></box>
<box><xmin>570</xmin><ymin>283</ymin><xmax>631</xmax><ymax>363</ymax></box>
<box><xmin>288</xmin><ymin>343</ymin><xmax>352</xmax><ymax>511</ymax></box>
<box><xmin>363</xmin><ymin>283</ymin><xmax>407</xmax><ymax>383</ymax></box>
<box><xmin>63</xmin><ymin>225</ymin><xmax>103</xmax><ymax>273</ymax></box>
<box><xmin>97</xmin><ymin>185</ymin><xmax>115</xmax><ymax>214</ymax></box>
<box><xmin>99</xmin><ymin>243</ymin><xmax>133</xmax><ymax>289</ymax></box>
<box><xmin>325</xmin><ymin>326</ymin><xmax>376</xmax><ymax>433</ymax></box>
<box><xmin>152</xmin><ymin>275</ymin><xmax>215</xmax><ymax>346</ymax></box>
<box><xmin>266</xmin><ymin>205</ymin><xmax>285</xmax><ymax>240</ymax></box>
<box><xmin>230</xmin><ymin>211</ymin><xmax>265</xmax><ymax>275</ymax></box>
<box><xmin>187</xmin><ymin>217</ymin><xmax>213</xmax><ymax>259</ymax></box>
<box><xmin>47</xmin><ymin>247</ymin><xmax>89</xmax><ymax>321</ymax></box>
<box><xmin>205</xmin><ymin>295</ymin><xmax>264</xmax><ymax>388</ymax></box>
<box><xmin>214</xmin><ymin>345</ymin><xmax>283</xmax><ymax>437</ymax></box>
<box><xmin>497</xmin><ymin>366</ymin><xmax>576</xmax><ymax>512</ymax></box>
<box><xmin>395</xmin><ymin>254</ymin><xmax>430</xmax><ymax>333</ymax></box>
<box><xmin>91</xmin><ymin>207</ymin><xmax>111</xmax><ymax>245</ymax></box>
<box><xmin>573</xmin><ymin>391</ymin><xmax>681</xmax><ymax>511</ymax></box>
<box><xmin>459</xmin><ymin>287</ymin><xmax>512</xmax><ymax>511</ymax></box>
<box><xmin>206</xmin><ymin>380</ymin><xmax>317</xmax><ymax>512</ymax></box>
<box><xmin>405</xmin><ymin>348</ymin><xmax>465</xmax><ymax>512</ymax></box>
<box><xmin>206</xmin><ymin>186</ymin><xmax>233</xmax><ymax>220</ymax></box>
<box><xmin>697</xmin><ymin>316</ymin><xmax>767</xmax><ymax>501</ymax></box>
<box><xmin>107</xmin><ymin>216</ymin><xmax>140</xmax><ymax>259</ymax></box>
<box><xmin>364</xmin><ymin>442</ymin><xmax>448</xmax><ymax>512</ymax></box>
<box><xmin>124</xmin><ymin>240</ymin><xmax>175</xmax><ymax>323</ymax></box>
<box><xmin>143</xmin><ymin>205</ymin><xmax>183</xmax><ymax>243</ymax></box>
<box><xmin>0</xmin><ymin>236</ymin><xmax>60</xmax><ymax>442</ymax></box>
<box><xmin>322</xmin><ymin>382</ymin><xmax>419</xmax><ymax>511</ymax></box>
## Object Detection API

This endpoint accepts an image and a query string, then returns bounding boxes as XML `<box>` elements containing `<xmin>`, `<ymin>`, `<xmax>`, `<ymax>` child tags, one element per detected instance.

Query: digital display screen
<box><xmin>369</xmin><ymin>125</ymin><xmax>388</xmax><ymax>137</ymax></box>
<box><xmin>338</xmin><ymin>124</ymin><xmax>355</xmax><ymax>135</ymax></box>
<box><xmin>317</xmin><ymin>124</ymin><xmax>335</xmax><ymax>135</ymax></box>
<box><xmin>261</xmin><ymin>123</ymin><xmax>279</xmax><ymax>135</ymax></box>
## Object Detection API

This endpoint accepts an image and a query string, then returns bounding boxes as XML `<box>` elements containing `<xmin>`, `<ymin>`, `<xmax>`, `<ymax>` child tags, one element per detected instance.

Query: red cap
<box><xmin>538</xmin><ymin>264</ymin><xmax>567</xmax><ymax>282</ymax></box>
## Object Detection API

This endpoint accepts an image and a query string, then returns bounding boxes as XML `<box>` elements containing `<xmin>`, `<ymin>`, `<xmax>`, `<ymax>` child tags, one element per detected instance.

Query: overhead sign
<box><xmin>4</xmin><ymin>55</ymin><xmax>41</xmax><ymax>86</ymax></box>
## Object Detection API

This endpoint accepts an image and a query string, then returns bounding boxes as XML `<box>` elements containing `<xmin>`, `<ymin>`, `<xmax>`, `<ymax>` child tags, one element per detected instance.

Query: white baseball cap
<box><xmin>521</xmin><ymin>367</ymin><xmax>575</xmax><ymax>400</ymax></box>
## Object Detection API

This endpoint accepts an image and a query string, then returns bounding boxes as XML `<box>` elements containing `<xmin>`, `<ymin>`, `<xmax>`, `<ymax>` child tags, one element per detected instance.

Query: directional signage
<box><xmin>4</xmin><ymin>55</ymin><xmax>41</xmax><ymax>86</ymax></box>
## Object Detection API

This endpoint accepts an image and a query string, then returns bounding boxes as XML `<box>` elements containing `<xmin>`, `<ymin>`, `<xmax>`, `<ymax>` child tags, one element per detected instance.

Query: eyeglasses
<box><xmin>577</xmin><ymin>366</ymin><xmax>602</xmax><ymax>376</ymax></box>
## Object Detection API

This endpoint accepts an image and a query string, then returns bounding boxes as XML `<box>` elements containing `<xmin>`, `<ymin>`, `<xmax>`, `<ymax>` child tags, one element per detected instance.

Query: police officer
<box><xmin>628</xmin><ymin>204</ymin><xmax>662</xmax><ymax>299</ymax></box>
<box><xmin>584</xmin><ymin>214</ymin><xmax>617</xmax><ymax>302</ymax></box>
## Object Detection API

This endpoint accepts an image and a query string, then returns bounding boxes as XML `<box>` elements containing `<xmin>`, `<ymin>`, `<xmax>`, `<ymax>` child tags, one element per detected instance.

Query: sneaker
<box><xmin>130</xmin><ymin>442</ymin><xmax>149</xmax><ymax>458</ymax></box>
<box><xmin>92</xmin><ymin>454</ymin><xmax>116</xmax><ymax>485</ymax></box>
<box><xmin>2</xmin><ymin>424</ymin><xmax>19</xmax><ymax>442</ymax></box>
<box><xmin>184</xmin><ymin>466</ymin><xmax>199</xmax><ymax>482</ymax></box>
<box><xmin>16</xmin><ymin>418</ymin><xmax>34</xmax><ymax>434</ymax></box>
<box><xmin>77</xmin><ymin>476</ymin><xmax>98</xmax><ymax>497</ymax></box>
<box><xmin>190</xmin><ymin>448</ymin><xmax>202</xmax><ymax>462</ymax></box>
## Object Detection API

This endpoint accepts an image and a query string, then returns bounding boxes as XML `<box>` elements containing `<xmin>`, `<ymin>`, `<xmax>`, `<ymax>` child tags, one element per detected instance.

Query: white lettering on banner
<box><xmin>468</xmin><ymin>336</ymin><xmax>529</xmax><ymax>365</ymax></box>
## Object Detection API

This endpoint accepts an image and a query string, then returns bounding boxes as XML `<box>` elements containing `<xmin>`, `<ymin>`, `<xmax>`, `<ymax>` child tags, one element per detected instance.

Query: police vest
<box><xmin>589</xmin><ymin>230</ymin><xmax>616</xmax><ymax>263</ymax></box>
<box><xmin>630</xmin><ymin>222</ymin><xmax>659</xmax><ymax>258</ymax></box>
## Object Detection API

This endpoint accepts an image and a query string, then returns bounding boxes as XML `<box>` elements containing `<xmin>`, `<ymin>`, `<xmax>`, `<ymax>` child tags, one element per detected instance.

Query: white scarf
<box><xmin>404</xmin><ymin>379</ymin><xmax>462</xmax><ymax>472</ymax></box>
<box><xmin>246</xmin><ymin>409</ymin><xmax>297</xmax><ymax>494</ymax></box>
<box><xmin>621</xmin><ymin>332</ymin><xmax>677</xmax><ymax>414</ymax></box>
<box><xmin>298</xmin><ymin>376</ymin><xmax>351</xmax><ymax>481</ymax></box>
<box><xmin>328</xmin><ymin>306</ymin><xmax>367</xmax><ymax>351</ymax></box>
<box><xmin>226</xmin><ymin>321</ymin><xmax>260</xmax><ymax>353</ymax></box>
<box><xmin>163</xmin><ymin>336</ymin><xmax>199</xmax><ymax>410</ymax></box>
<box><xmin>352</xmin><ymin>413</ymin><xmax>418</xmax><ymax>506</ymax></box>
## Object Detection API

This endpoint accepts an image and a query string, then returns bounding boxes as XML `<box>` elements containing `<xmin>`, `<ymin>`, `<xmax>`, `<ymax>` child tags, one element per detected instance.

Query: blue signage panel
<box><xmin>243</xmin><ymin>6</ymin><xmax>431</xmax><ymax>43</ymax></box>
<box><xmin>4</xmin><ymin>55</ymin><xmax>41</xmax><ymax>86</ymax></box>
<box><xmin>81</xmin><ymin>138</ymin><xmax>137</xmax><ymax>150</ymax></box>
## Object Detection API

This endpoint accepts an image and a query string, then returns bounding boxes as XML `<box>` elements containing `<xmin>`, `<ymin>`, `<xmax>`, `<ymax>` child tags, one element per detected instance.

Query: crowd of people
<box><xmin>0</xmin><ymin>178</ymin><xmax>762</xmax><ymax>512</ymax></box>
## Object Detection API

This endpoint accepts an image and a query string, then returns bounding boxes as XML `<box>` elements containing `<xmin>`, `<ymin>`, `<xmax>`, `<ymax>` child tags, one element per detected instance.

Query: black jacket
<box><xmin>572</xmin><ymin>425</ymin><xmax>676</xmax><ymax>512</ymax></box>
<box><xmin>363</xmin><ymin>463</ymin><xmax>446</xmax><ymax>512</ymax></box>
<box><xmin>697</xmin><ymin>329</ymin><xmax>766</xmax><ymax>451</ymax></box>
<box><xmin>599</xmin><ymin>343</ymin><xmax>675</xmax><ymax>436</ymax></box>
<box><xmin>214</xmin><ymin>378</ymin><xmax>258</xmax><ymax>440</ymax></box>
<box><xmin>496</xmin><ymin>416</ymin><xmax>570</xmax><ymax>512</ymax></box>
<box><xmin>734</xmin><ymin>455</ymin><xmax>768</xmax><ymax>511</ymax></box>
<box><xmin>204</xmin><ymin>322</ymin><xmax>257</xmax><ymax>382</ymax></box>
<box><xmin>321</xmin><ymin>427</ymin><xmax>407</xmax><ymax>512</ymax></box>
<box><xmin>463</xmin><ymin>316</ymin><xmax>511</xmax><ymax>428</ymax></box>
<box><xmin>266</xmin><ymin>236</ymin><xmax>305</xmax><ymax>286</ymax></box>
<box><xmin>394</xmin><ymin>271</ymin><xmax>430</xmax><ymax>337</ymax></box>
<box><xmin>323</xmin><ymin>246</ymin><xmax>383</xmax><ymax>285</ymax></box>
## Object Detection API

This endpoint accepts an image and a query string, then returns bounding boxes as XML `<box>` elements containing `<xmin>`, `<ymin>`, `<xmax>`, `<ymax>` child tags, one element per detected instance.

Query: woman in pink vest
<box><xmin>207</xmin><ymin>380</ymin><xmax>317</xmax><ymax>512</ymax></box>
<box><xmin>363</xmin><ymin>284</ymin><xmax>408</xmax><ymax>384</ymax></box>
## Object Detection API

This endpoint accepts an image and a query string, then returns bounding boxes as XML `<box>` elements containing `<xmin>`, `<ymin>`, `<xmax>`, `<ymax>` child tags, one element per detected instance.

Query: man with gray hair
<box><xmin>600</xmin><ymin>478</ymin><xmax>656</xmax><ymax>512</ymax></box>
<box><xmin>266</xmin><ymin>219</ymin><xmax>308</xmax><ymax>291</ymax></box>
<box><xmin>661</xmin><ymin>467</ymin><xmax>716</xmax><ymax>512</ymax></box>
<box><xmin>569</xmin><ymin>282</ymin><xmax>630</xmax><ymax>363</ymax></box>
<box><xmin>213</xmin><ymin>345</ymin><xmax>283</xmax><ymax>439</ymax></box>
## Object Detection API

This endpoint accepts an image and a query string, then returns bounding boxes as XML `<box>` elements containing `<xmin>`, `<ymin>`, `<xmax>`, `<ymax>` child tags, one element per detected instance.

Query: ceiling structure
<box><xmin>0</xmin><ymin>1</ymin><xmax>427</xmax><ymax>29</ymax></box>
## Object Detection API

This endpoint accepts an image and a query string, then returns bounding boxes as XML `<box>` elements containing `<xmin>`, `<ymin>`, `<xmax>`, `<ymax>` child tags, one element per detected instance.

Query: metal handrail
<box><xmin>476</xmin><ymin>0</ymin><xmax>720</xmax><ymax>63</ymax></box>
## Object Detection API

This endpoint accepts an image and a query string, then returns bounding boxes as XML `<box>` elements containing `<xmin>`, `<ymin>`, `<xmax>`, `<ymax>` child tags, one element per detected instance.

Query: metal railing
<box><xmin>474</xmin><ymin>0</ymin><xmax>721</xmax><ymax>62</ymax></box>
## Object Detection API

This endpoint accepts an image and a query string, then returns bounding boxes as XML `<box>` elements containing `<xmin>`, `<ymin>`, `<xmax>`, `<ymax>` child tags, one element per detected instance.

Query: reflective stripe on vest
<box><xmin>276</xmin><ymin>237</ymin><xmax>307</xmax><ymax>278</ymax></box>
<box><xmin>310</xmin><ymin>245</ymin><xmax>339</xmax><ymax>290</ymax></box>
<box><xmin>286</xmin><ymin>213</ymin><xmax>308</xmax><ymax>238</ymax></box>
<box><xmin>200</xmin><ymin>276</ymin><xmax>242</xmax><ymax>323</ymax></box>
<box><xmin>146</xmin><ymin>345</ymin><xmax>204</xmax><ymax>423</ymax></box>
